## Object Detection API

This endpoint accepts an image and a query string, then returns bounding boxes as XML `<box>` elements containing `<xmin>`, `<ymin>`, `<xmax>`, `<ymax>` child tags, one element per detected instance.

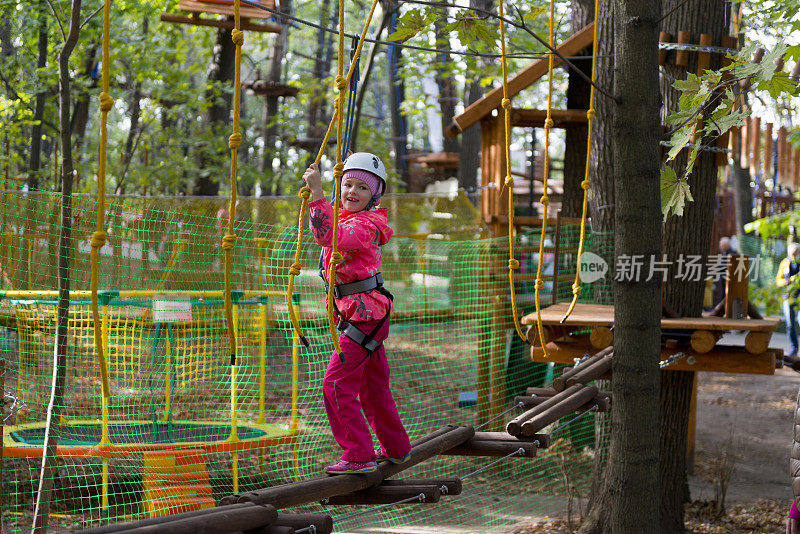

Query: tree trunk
<box><xmin>303</xmin><ymin>0</ymin><xmax>333</xmax><ymax>167</ymax></box>
<box><xmin>434</xmin><ymin>3</ymin><xmax>458</xmax><ymax>155</ymax></box>
<box><xmin>195</xmin><ymin>25</ymin><xmax>236</xmax><ymax>196</ymax></box>
<box><xmin>609</xmin><ymin>0</ymin><xmax>662</xmax><ymax>532</ymax></box>
<box><xmin>562</xmin><ymin>0</ymin><xmax>593</xmax><ymax>218</ymax></box>
<box><xmin>70</xmin><ymin>45</ymin><xmax>99</xmax><ymax>145</ymax></box>
<box><xmin>730</xmin><ymin>4</ymin><xmax>752</xmax><ymax>233</ymax></box>
<box><xmin>457</xmin><ymin>0</ymin><xmax>494</xmax><ymax>198</ymax></box>
<box><xmin>350</xmin><ymin>11</ymin><xmax>390</xmax><ymax>152</ymax></box>
<box><xmin>28</xmin><ymin>0</ymin><xmax>48</xmax><ymax>191</ymax></box>
<box><xmin>116</xmin><ymin>19</ymin><xmax>148</xmax><ymax>196</ymax></box>
<box><xmin>386</xmin><ymin>1</ymin><xmax>409</xmax><ymax>189</ymax></box>
<box><xmin>31</xmin><ymin>0</ymin><xmax>81</xmax><ymax>528</ymax></box>
<box><xmin>262</xmin><ymin>0</ymin><xmax>291</xmax><ymax>196</ymax></box>
<box><xmin>659</xmin><ymin>2</ymin><xmax>727</xmax><ymax>531</ymax></box>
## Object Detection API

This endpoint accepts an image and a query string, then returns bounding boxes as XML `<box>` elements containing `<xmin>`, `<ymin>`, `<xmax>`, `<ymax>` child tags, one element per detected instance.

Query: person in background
<box><xmin>712</xmin><ymin>236</ymin><xmax>738</xmax><ymax>306</ymax></box>
<box><xmin>778</xmin><ymin>243</ymin><xmax>800</xmax><ymax>360</ymax></box>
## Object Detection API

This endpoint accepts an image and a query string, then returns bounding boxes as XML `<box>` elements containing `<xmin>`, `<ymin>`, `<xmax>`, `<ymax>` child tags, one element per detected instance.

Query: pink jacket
<box><xmin>309</xmin><ymin>198</ymin><xmax>393</xmax><ymax>322</ymax></box>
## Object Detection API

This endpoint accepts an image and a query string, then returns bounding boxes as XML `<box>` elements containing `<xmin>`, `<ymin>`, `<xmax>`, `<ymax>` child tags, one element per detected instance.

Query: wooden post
<box><xmin>720</xmin><ymin>35</ymin><xmax>738</xmax><ymax>83</ymax></box>
<box><xmin>659</xmin><ymin>32</ymin><xmax>672</xmax><ymax>66</ymax></box>
<box><xmin>689</xmin><ymin>330</ymin><xmax>719</xmax><ymax>353</ymax></box>
<box><xmin>675</xmin><ymin>31</ymin><xmax>691</xmax><ymax>67</ymax></box>
<box><xmin>751</xmin><ymin>116</ymin><xmax>761</xmax><ymax>178</ymax></box>
<box><xmin>724</xmin><ymin>255</ymin><xmax>749</xmax><ymax>319</ymax></box>
<box><xmin>741</xmin><ymin>114</ymin><xmax>750</xmax><ymax>167</ymax></box>
<box><xmin>764</xmin><ymin>123</ymin><xmax>774</xmax><ymax>182</ymax></box>
<box><xmin>696</xmin><ymin>34</ymin><xmax>712</xmax><ymax>75</ymax></box>
<box><xmin>794</xmin><ymin>147</ymin><xmax>800</xmax><ymax>191</ymax></box>
<box><xmin>552</xmin><ymin>211</ymin><xmax>562</xmax><ymax>304</ymax></box>
<box><xmin>778</xmin><ymin>127</ymin><xmax>788</xmax><ymax>186</ymax></box>
<box><xmin>744</xmin><ymin>331</ymin><xmax>770</xmax><ymax>354</ymax></box>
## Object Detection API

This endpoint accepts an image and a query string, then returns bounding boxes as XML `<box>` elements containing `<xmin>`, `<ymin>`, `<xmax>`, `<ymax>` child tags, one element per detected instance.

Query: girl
<box><xmin>302</xmin><ymin>152</ymin><xmax>412</xmax><ymax>475</ymax></box>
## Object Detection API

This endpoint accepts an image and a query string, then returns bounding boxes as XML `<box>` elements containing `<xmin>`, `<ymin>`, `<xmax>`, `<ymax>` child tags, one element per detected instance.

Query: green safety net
<box><xmin>0</xmin><ymin>190</ymin><xmax>611</xmax><ymax>532</ymax></box>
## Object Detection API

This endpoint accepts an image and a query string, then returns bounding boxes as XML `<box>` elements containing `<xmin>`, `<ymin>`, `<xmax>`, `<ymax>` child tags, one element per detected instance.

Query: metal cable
<box><xmin>335</xmin><ymin>492</ymin><xmax>427</xmax><ymax>522</ymax></box>
<box><xmin>548</xmin><ymin>404</ymin><xmax>600</xmax><ymax>437</ymax></box>
<box><xmin>475</xmin><ymin>401</ymin><xmax>524</xmax><ymax>431</ymax></box>
<box><xmin>459</xmin><ymin>447</ymin><xmax>527</xmax><ymax>480</ymax></box>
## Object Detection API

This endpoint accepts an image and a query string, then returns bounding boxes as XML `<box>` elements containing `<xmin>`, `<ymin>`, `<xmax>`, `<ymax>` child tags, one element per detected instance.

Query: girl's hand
<box><xmin>302</xmin><ymin>164</ymin><xmax>324</xmax><ymax>201</ymax></box>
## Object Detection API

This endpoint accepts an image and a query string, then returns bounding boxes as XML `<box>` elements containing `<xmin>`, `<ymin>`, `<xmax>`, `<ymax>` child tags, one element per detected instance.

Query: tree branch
<box><xmin>43</xmin><ymin>0</ymin><xmax>65</xmax><ymax>42</ymax></box>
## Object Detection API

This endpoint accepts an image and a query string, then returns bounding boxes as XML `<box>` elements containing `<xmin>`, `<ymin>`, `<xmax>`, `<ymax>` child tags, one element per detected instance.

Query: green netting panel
<box><xmin>2</xmin><ymin>191</ymin><xmax>610</xmax><ymax>533</ymax></box>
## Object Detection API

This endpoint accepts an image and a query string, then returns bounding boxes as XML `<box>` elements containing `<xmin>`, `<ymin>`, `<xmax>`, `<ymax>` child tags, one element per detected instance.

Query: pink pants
<box><xmin>322</xmin><ymin>318</ymin><xmax>411</xmax><ymax>462</ymax></box>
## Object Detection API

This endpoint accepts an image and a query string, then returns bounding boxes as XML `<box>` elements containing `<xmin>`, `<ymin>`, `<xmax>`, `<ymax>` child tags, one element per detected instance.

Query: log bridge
<box><xmin>68</xmin><ymin>354</ymin><xmax>615</xmax><ymax>534</ymax></box>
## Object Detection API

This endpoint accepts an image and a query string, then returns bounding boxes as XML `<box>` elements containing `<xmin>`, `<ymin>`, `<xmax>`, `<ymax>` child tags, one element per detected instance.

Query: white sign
<box><xmin>152</xmin><ymin>295</ymin><xmax>192</xmax><ymax>323</ymax></box>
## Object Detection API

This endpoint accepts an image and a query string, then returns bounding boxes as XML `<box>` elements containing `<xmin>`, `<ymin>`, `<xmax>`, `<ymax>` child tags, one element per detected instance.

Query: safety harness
<box><xmin>320</xmin><ymin>269</ymin><xmax>393</xmax><ymax>354</ymax></box>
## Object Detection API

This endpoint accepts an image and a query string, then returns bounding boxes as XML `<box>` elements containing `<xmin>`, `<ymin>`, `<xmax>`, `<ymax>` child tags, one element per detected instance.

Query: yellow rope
<box><xmin>498</xmin><ymin>1</ymin><xmax>526</xmax><ymax>343</ymax></box>
<box><xmin>532</xmin><ymin>0</ymin><xmax>557</xmax><ymax>358</ymax></box>
<box><xmin>285</xmin><ymin>0</ymin><xmax>380</xmax><ymax>349</ymax></box>
<box><xmin>91</xmin><ymin>0</ymin><xmax>113</xmax><ymax>399</ymax></box>
<box><xmin>560</xmin><ymin>0</ymin><xmax>600</xmax><ymax>323</ymax></box>
<box><xmin>224</xmin><ymin>0</ymin><xmax>244</xmax><ymax>366</ymax></box>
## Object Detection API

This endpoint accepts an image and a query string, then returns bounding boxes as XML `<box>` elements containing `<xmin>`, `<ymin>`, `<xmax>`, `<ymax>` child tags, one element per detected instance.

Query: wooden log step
<box><xmin>526</xmin><ymin>387</ymin><xmax>612</xmax><ymax>399</ymax></box>
<box><xmin>565</xmin><ymin>355</ymin><xmax>613</xmax><ymax>387</ymax></box>
<box><xmin>224</xmin><ymin>426</ymin><xmax>475</xmax><ymax>508</ymax></box>
<box><xmin>443</xmin><ymin>438</ymin><xmax>538</xmax><ymax>458</ymax></box>
<box><xmin>382</xmin><ymin>478</ymin><xmax>463</xmax><ymax>496</ymax></box>
<box><xmin>521</xmin><ymin>385</ymin><xmax>600</xmax><ymax>436</ymax></box>
<box><xmin>507</xmin><ymin>384</ymin><xmax>584</xmax><ymax>436</ymax></box>
<box><xmin>75</xmin><ymin>504</ymin><xmax>259</xmax><ymax>534</ymax></box>
<box><xmin>690</xmin><ymin>330</ymin><xmax>720</xmax><ymax>353</ymax></box>
<box><xmin>246</xmin><ymin>527</ymin><xmax>294</xmax><ymax>534</ymax></box>
<box><xmin>472</xmin><ymin>431</ymin><xmax>551</xmax><ymax>449</ymax></box>
<box><xmin>514</xmin><ymin>394</ymin><xmax>611</xmax><ymax>413</ymax></box>
<box><xmin>551</xmin><ymin>347</ymin><xmax>613</xmax><ymax>391</ymax></box>
<box><xmin>745</xmin><ymin>331</ymin><xmax>770</xmax><ymax>354</ymax></box>
<box><xmin>110</xmin><ymin>504</ymin><xmax>278</xmax><ymax>534</ymax></box>
<box><xmin>325</xmin><ymin>484</ymin><xmax>440</xmax><ymax>505</ymax></box>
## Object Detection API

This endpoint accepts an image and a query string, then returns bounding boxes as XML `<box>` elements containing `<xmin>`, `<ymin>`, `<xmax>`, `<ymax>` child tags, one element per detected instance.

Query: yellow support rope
<box><xmin>91</xmin><ymin>0</ymin><xmax>113</xmax><ymax>399</ymax></box>
<box><xmin>285</xmin><ymin>0</ymin><xmax>379</xmax><ymax>351</ymax></box>
<box><xmin>532</xmin><ymin>0</ymin><xmax>557</xmax><ymax>358</ymax></box>
<box><xmin>561</xmin><ymin>0</ymin><xmax>600</xmax><ymax>323</ymax></box>
<box><xmin>223</xmin><ymin>0</ymin><xmax>245</xmax><ymax>443</ymax></box>
<box><xmin>498</xmin><ymin>1</ymin><xmax>526</xmax><ymax>343</ymax></box>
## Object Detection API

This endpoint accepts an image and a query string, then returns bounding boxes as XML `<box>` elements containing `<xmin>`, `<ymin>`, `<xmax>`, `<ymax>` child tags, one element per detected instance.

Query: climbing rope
<box><xmin>560</xmin><ymin>0</ymin><xmax>600</xmax><ymax>323</ymax></box>
<box><xmin>531</xmin><ymin>0</ymin><xmax>557</xmax><ymax>358</ymax></box>
<box><xmin>285</xmin><ymin>0</ymin><xmax>379</xmax><ymax>351</ymax></box>
<box><xmin>498</xmin><ymin>0</ymin><xmax>526</xmax><ymax>343</ymax></box>
<box><xmin>222</xmin><ymin>0</ymin><xmax>245</xmax><ymax>443</ymax></box>
<box><xmin>91</xmin><ymin>0</ymin><xmax>113</xmax><ymax>399</ymax></box>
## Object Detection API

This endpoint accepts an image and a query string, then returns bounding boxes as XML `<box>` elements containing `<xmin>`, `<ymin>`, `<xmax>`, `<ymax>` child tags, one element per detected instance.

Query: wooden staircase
<box><xmin>142</xmin><ymin>449</ymin><xmax>215</xmax><ymax>517</ymax></box>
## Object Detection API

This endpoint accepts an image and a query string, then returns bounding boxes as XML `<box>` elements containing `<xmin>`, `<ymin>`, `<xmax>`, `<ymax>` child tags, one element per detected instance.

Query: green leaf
<box><xmin>660</xmin><ymin>166</ymin><xmax>694</xmax><ymax>220</ymax></box>
<box><xmin>667</xmin><ymin>126</ymin><xmax>694</xmax><ymax>161</ymax></box>
<box><xmin>522</xmin><ymin>6</ymin><xmax>547</xmax><ymax>22</ymax></box>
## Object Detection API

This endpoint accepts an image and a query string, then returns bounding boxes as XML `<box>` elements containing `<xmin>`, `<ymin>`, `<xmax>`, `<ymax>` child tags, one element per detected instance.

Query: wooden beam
<box><xmin>109</xmin><ymin>505</ymin><xmax>278</xmax><ymax>534</ymax></box>
<box><xmin>159</xmin><ymin>13</ymin><xmax>282</xmax><ymax>33</ymax></box>
<box><xmin>447</xmin><ymin>23</ymin><xmax>595</xmax><ymax>137</ymax></box>
<box><xmin>510</xmin><ymin>109</ymin><xmax>589</xmax><ymax>128</ymax></box>
<box><xmin>521</xmin><ymin>385</ymin><xmax>599</xmax><ymax>436</ymax></box>
<box><xmin>381</xmin><ymin>478</ymin><xmax>463</xmax><ymax>496</ymax></box>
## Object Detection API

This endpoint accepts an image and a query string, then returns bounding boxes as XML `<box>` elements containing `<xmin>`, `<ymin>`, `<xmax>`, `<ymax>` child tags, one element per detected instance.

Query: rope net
<box><xmin>0</xmin><ymin>191</ymin><xmax>615</xmax><ymax>532</ymax></box>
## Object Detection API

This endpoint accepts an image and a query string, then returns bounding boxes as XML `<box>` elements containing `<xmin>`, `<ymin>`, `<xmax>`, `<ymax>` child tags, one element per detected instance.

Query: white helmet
<box><xmin>342</xmin><ymin>152</ymin><xmax>388</xmax><ymax>196</ymax></box>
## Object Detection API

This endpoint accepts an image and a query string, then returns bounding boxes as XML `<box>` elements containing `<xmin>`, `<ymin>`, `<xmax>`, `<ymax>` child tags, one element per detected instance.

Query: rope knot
<box><xmin>99</xmin><ymin>92</ymin><xmax>114</xmax><ymax>113</ymax></box>
<box><xmin>505</xmin><ymin>175</ymin><xmax>514</xmax><ymax>187</ymax></box>
<box><xmin>332</xmin><ymin>162</ymin><xmax>344</xmax><ymax>178</ymax></box>
<box><xmin>299</xmin><ymin>186</ymin><xmax>311</xmax><ymax>200</ymax></box>
<box><xmin>534</xmin><ymin>279</ymin><xmax>544</xmax><ymax>290</ymax></box>
<box><xmin>581</xmin><ymin>179</ymin><xmax>590</xmax><ymax>190</ymax></box>
<box><xmin>586</xmin><ymin>109</ymin><xmax>596</xmax><ymax>120</ymax></box>
<box><xmin>90</xmin><ymin>231</ymin><xmax>107</xmax><ymax>249</ymax></box>
<box><xmin>544</xmin><ymin>118</ymin><xmax>554</xmax><ymax>129</ymax></box>
<box><xmin>228</xmin><ymin>132</ymin><xmax>242</xmax><ymax>150</ymax></box>
<box><xmin>288</xmin><ymin>262</ymin><xmax>301</xmax><ymax>276</ymax></box>
<box><xmin>540</xmin><ymin>195</ymin><xmax>549</xmax><ymax>206</ymax></box>
<box><xmin>330</xmin><ymin>252</ymin><xmax>344</xmax><ymax>265</ymax></box>
<box><xmin>222</xmin><ymin>233</ymin><xmax>237</xmax><ymax>250</ymax></box>
<box><xmin>231</xmin><ymin>29</ymin><xmax>244</xmax><ymax>46</ymax></box>
<box><xmin>508</xmin><ymin>258</ymin><xmax>520</xmax><ymax>270</ymax></box>
<box><xmin>501</xmin><ymin>98</ymin><xmax>511</xmax><ymax>109</ymax></box>
<box><xmin>572</xmin><ymin>283</ymin><xmax>582</xmax><ymax>296</ymax></box>
<box><xmin>335</xmin><ymin>75</ymin><xmax>347</xmax><ymax>92</ymax></box>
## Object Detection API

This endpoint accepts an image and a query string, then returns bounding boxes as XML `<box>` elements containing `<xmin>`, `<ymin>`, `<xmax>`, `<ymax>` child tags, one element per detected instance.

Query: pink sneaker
<box><xmin>324</xmin><ymin>460</ymin><xmax>377</xmax><ymax>475</ymax></box>
<box><xmin>375</xmin><ymin>448</ymin><xmax>411</xmax><ymax>465</ymax></box>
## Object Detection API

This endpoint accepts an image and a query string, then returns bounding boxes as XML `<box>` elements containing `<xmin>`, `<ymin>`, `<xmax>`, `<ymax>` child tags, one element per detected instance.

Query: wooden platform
<box><xmin>160</xmin><ymin>0</ymin><xmax>282</xmax><ymax>33</ymax></box>
<box><xmin>522</xmin><ymin>303</ymin><xmax>782</xmax><ymax>375</ymax></box>
<box><xmin>522</xmin><ymin>302</ymin><xmax>780</xmax><ymax>332</ymax></box>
